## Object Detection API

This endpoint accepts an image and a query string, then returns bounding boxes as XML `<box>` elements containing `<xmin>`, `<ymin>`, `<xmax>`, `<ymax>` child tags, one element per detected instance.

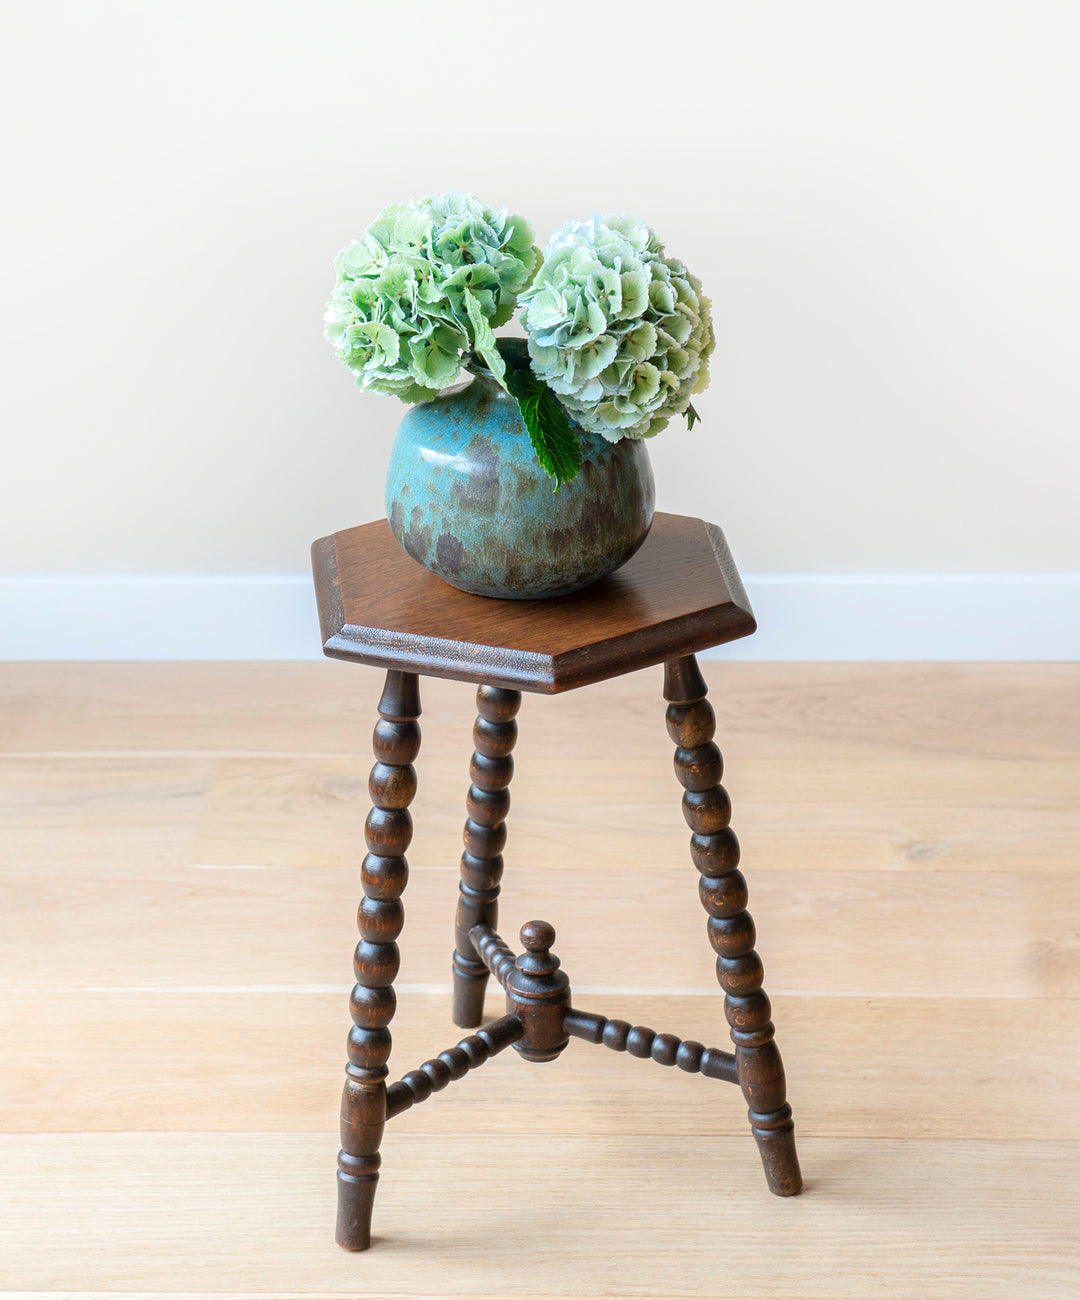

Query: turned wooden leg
<box><xmin>336</xmin><ymin>669</ymin><xmax>421</xmax><ymax>1250</ymax></box>
<box><xmin>452</xmin><ymin>685</ymin><xmax>521</xmax><ymax>1028</ymax></box>
<box><xmin>664</xmin><ymin>655</ymin><xmax>803</xmax><ymax>1197</ymax></box>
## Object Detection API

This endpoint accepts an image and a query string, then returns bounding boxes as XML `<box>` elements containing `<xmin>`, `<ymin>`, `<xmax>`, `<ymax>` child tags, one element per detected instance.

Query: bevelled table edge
<box><xmin>310</xmin><ymin>518</ymin><xmax>757</xmax><ymax>694</ymax></box>
<box><xmin>311</xmin><ymin>533</ymin><xmax>346</xmax><ymax>655</ymax></box>
<box><xmin>548</xmin><ymin>607</ymin><xmax>755</xmax><ymax>692</ymax></box>
<box><xmin>321</xmin><ymin>608</ymin><xmax>559</xmax><ymax>692</ymax></box>
<box><xmin>703</xmin><ymin>520</ymin><xmax>754</xmax><ymax>626</ymax></box>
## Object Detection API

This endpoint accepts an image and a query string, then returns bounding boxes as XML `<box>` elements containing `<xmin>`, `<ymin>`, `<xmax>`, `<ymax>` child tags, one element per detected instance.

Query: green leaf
<box><xmin>462</xmin><ymin>291</ymin><xmax>507</xmax><ymax>391</ymax></box>
<box><xmin>685</xmin><ymin>401</ymin><xmax>701</xmax><ymax>431</ymax></box>
<box><xmin>495</xmin><ymin>335</ymin><xmax>532</xmax><ymax>372</ymax></box>
<box><xmin>505</xmin><ymin>368</ymin><xmax>582</xmax><ymax>490</ymax></box>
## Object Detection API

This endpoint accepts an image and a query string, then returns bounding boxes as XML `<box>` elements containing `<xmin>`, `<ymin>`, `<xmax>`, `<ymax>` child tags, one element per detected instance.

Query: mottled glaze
<box><xmin>385</xmin><ymin>374</ymin><xmax>655</xmax><ymax>599</ymax></box>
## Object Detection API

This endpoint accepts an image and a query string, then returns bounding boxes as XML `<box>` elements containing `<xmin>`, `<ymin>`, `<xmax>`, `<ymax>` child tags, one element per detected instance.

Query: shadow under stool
<box><xmin>310</xmin><ymin>511</ymin><xmax>803</xmax><ymax>1250</ymax></box>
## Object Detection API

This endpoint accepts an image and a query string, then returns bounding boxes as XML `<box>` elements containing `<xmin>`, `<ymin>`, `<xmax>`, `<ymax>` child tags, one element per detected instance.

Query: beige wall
<box><xmin>2</xmin><ymin>0</ymin><xmax>1077</xmax><ymax>576</ymax></box>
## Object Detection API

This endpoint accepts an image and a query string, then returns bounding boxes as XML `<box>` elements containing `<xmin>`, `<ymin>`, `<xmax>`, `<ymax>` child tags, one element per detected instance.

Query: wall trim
<box><xmin>0</xmin><ymin>573</ymin><xmax>1076</xmax><ymax>661</ymax></box>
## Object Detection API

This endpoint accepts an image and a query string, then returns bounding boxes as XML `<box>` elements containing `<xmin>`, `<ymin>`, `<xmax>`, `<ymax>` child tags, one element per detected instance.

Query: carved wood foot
<box><xmin>336</xmin><ymin>670</ymin><xmax>421</xmax><ymax>1251</ymax></box>
<box><xmin>664</xmin><ymin>654</ymin><xmax>803</xmax><ymax>1198</ymax></box>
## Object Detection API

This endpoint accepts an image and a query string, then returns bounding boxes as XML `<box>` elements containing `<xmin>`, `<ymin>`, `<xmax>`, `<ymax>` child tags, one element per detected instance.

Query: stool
<box><xmin>311</xmin><ymin>511</ymin><xmax>803</xmax><ymax>1250</ymax></box>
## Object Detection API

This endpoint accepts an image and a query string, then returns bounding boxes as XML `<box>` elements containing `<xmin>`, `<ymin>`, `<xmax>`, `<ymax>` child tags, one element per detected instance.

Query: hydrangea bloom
<box><xmin>325</xmin><ymin>192</ymin><xmax>539</xmax><ymax>403</ymax></box>
<box><xmin>519</xmin><ymin>214</ymin><xmax>714</xmax><ymax>440</ymax></box>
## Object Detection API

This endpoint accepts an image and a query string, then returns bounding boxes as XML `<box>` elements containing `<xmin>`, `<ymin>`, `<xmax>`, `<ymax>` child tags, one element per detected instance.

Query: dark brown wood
<box><xmin>469</xmin><ymin>926</ymin><xmax>741</xmax><ymax>1082</ymax></box>
<box><xmin>311</xmin><ymin>513</ymin><xmax>756</xmax><ymax>694</ymax></box>
<box><xmin>473</xmin><ymin>921</ymin><xmax>571</xmax><ymax>1064</ymax></box>
<box><xmin>314</xmin><ymin>515</ymin><xmax>805</xmax><ymax>1248</ymax></box>
<box><xmin>384</xmin><ymin>1014</ymin><xmax>524</xmax><ymax>1119</ymax></box>
<box><xmin>664</xmin><ymin>655</ymin><xmax>803</xmax><ymax>1197</ymax></box>
<box><xmin>564</xmin><ymin>1008</ymin><xmax>739</xmax><ymax>1083</ymax></box>
<box><xmin>336</xmin><ymin>670</ymin><xmax>421</xmax><ymax>1252</ymax></box>
<box><xmin>469</xmin><ymin>925</ymin><xmax>518</xmax><ymax>990</ymax></box>
<box><xmin>452</xmin><ymin>686</ymin><xmax>521</xmax><ymax>1027</ymax></box>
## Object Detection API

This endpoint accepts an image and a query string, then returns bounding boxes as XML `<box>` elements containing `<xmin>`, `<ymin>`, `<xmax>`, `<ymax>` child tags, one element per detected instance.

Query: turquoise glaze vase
<box><xmin>385</xmin><ymin>374</ymin><xmax>655</xmax><ymax>599</ymax></box>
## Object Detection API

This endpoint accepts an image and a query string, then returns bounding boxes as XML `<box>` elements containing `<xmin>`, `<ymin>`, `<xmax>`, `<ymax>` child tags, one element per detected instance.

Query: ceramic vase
<box><xmin>385</xmin><ymin>374</ymin><xmax>655</xmax><ymax>599</ymax></box>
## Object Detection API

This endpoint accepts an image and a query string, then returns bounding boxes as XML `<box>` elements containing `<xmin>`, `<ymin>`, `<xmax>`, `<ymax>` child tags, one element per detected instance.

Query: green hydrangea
<box><xmin>325</xmin><ymin>192</ymin><xmax>539</xmax><ymax>403</ymax></box>
<box><xmin>519</xmin><ymin>214</ymin><xmax>714</xmax><ymax>440</ymax></box>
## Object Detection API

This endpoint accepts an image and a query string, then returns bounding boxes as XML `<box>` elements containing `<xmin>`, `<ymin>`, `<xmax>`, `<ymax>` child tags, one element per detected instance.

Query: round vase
<box><xmin>385</xmin><ymin>374</ymin><xmax>655</xmax><ymax>599</ymax></box>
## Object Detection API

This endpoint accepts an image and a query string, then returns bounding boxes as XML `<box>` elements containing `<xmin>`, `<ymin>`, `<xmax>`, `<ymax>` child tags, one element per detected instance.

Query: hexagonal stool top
<box><xmin>311</xmin><ymin>511</ymin><xmax>755</xmax><ymax>694</ymax></box>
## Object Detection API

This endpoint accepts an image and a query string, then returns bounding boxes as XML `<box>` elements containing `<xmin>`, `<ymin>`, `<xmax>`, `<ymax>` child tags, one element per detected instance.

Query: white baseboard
<box><xmin>0</xmin><ymin>576</ymin><xmax>323</xmax><ymax>662</ymax></box>
<box><xmin>0</xmin><ymin>573</ymin><xmax>1076</xmax><ymax>661</ymax></box>
<box><xmin>730</xmin><ymin>573</ymin><xmax>1079</xmax><ymax>661</ymax></box>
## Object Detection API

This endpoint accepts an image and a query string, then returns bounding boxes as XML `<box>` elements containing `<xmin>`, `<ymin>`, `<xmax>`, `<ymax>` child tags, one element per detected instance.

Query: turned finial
<box><xmin>499</xmin><ymin>918</ymin><xmax>570</xmax><ymax>1063</ymax></box>
<box><xmin>520</xmin><ymin>920</ymin><xmax>555</xmax><ymax>952</ymax></box>
<box><xmin>517</xmin><ymin>920</ymin><xmax>561</xmax><ymax>978</ymax></box>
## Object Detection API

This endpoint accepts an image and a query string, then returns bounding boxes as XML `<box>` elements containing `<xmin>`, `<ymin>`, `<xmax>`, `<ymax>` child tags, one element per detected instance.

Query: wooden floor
<box><xmin>1</xmin><ymin>662</ymin><xmax>1078</xmax><ymax>1298</ymax></box>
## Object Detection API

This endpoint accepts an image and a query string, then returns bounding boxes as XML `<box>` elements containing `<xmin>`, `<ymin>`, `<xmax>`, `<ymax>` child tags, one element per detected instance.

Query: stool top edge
<box><xmin>311</xmin><ymin>513</ymin><xmax>756</xmax><ymax>689</ymax></box>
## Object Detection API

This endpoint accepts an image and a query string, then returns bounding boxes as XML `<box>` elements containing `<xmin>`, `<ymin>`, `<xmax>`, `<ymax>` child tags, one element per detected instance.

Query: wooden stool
<box><xmin>311</xmin><ymin>512</ymin><xmax>803</xmax><ymax>1251</ymax></box>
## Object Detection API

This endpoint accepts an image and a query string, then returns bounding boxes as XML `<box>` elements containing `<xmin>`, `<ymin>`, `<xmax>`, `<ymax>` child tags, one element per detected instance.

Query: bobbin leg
<box><xmin>452</xmin><ymin>685</ymin><xmax>521</xmax><ymax>1028</ymax></box>
<box><xmin>336</xmin><ymin>669</ymin><xmax>421</xmax><ymax>1251</ymax></box>
<box><xmin>664</xmin><ymin>655</ymin><xmax>802</xmax><ymax>1197</ymax></box>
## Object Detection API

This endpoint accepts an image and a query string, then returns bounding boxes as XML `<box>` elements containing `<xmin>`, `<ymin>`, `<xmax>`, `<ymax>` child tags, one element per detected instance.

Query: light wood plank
<box><xmin>2</xmin><ymin>862</ymin><xmax>1076</xmax><ymax>999</ymax></box>
<box><xmin>4</xmin><ymin>746</ymin><xmax>1075</xmax><ymax>875</ymax></box>
<box><xmin>1</xmin><ymin>1134</ymin><xmax>1077</xmax><ymax>1297</ymax></box>
<box><xmin>3</xmin><ymin>663</ymin><xmax>1078</xmax><ymax>1298</ymax></box>
<box><xmin>507</xmin><ymin>754</ymin><xmax>1079</xmax><ymax>874</ymax></box>
<box><xmin>2</xmin><ymin>662</ymin><xmax>1077</xmax><ymax>761</ymax></box>
<box><xmin>0</xmin><ymin>757</ymin><xmax>206</xmax><ymax>869</ymax></box>
<box><xmin>3</xmin><ymin>991</ymin><xmax>1078</xmax><ymax>1140</ymax></box>
<box><xmin>194</xmin><ymin>750</ymin><xmax>1079</xmax><ymax>877</ymax></box>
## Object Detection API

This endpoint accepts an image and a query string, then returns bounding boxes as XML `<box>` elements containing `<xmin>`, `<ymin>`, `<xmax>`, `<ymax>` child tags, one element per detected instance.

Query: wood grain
<box><xmin>2</xmin><ymin>662</ymin><xmax>1079</xmax><ymax>1296</ymax></box>
<box><xmin>1</xmin><ymin>1134</ymin><xmax>1077</xmax><ymax>1297</ymax></box>
<box><xmin>3</xmin><ymin>862</ymin><xmax>1076</xmax><ymax>998</ymax></box>
<box><xmin>313</xmin><ymin>514</ymin><xmax>756</xmax><ymax>692</ymax></box>
<box><xmin>2</xmin><ymin>662</ymin><xmax>1076</xmax><ymax>760</ymax></box>
<box><xmin>4</xmin><ymin>992</ymin><xmax>1077</xmax><ymax>1140</ymax></box>
<box><xmin>3</xmin><ymin>751</ymin><xmax>1074</xmax><ymax>875</ymax></box>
